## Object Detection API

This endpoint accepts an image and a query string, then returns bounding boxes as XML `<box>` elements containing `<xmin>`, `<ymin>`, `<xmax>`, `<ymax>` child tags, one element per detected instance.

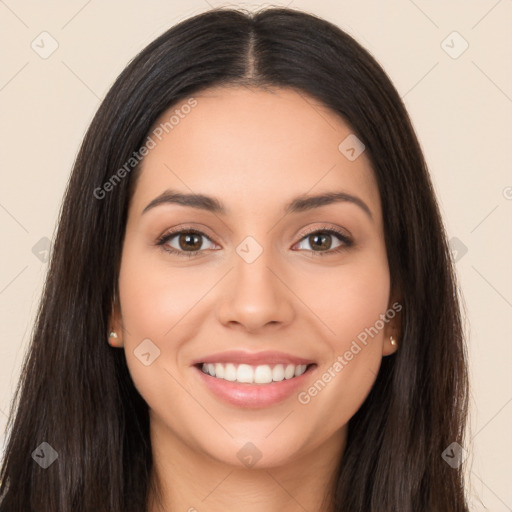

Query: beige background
<box><xmin>1</xmin><ymin>0</ymin><xmax>511</xmax><ymax>509</ymax></box>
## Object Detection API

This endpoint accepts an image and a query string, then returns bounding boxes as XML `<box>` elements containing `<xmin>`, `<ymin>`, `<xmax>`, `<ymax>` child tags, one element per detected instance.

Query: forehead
<box><xmin>130</xmin><ymin>86</ymin><xmax>381</xmax><ymax>220</ymax></box>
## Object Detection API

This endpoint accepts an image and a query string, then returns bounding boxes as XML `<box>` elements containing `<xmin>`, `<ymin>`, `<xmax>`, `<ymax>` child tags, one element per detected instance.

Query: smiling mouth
<box><xmin>196</xmin><ymin>362</ymin><xmax>316</xmax><ymax>385</ymax></box>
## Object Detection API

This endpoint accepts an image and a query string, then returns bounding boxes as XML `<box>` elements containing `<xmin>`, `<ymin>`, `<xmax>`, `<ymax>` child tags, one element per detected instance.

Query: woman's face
<box><xmin>111</xmin><ymin>85</ymin><xmax>398</xmax><ymax>468</ymax></box>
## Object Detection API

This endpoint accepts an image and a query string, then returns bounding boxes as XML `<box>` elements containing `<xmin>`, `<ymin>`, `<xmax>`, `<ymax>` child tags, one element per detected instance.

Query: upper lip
<box><xmin>191</xmin><ymin>350</ymin><xmax>315</xmax><ymax>367</ymax></box>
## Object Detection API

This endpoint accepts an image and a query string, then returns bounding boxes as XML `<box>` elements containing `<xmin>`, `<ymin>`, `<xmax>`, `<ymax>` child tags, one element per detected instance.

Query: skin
<box><xmin>109</xmin><ymin>85</ymin><xmax>400</xmax><ymax>512</ymax></box>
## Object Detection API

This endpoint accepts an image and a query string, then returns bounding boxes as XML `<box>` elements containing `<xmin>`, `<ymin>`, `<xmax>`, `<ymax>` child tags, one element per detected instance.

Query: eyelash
<box><xmin>156</xmin><ymin>225</ymin><xmax>353</xmax><ymax>258</ymax></box>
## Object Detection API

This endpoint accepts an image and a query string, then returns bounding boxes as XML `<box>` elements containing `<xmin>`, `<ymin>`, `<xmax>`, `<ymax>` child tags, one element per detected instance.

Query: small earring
<box><xmin>390</xmin><ymin>335</ymin><xmax>397</xmax><ymax>346</ymax></box>
<box><xmin>108</xmin><ymin>331</ymin><xmax>118</xmax><ymax>344</ymax></box>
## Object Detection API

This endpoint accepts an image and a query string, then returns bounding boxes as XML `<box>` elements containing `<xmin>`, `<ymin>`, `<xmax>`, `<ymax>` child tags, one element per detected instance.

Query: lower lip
<box><xmin>193</xmin><ymin>364</ymin><xmax>317</xmax><ymax>408</ymax></box>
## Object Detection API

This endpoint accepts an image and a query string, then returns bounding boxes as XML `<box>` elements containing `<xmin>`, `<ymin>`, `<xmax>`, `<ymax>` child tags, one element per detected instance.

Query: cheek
<box><xmin>117</xmin><ymin>247</ymin><xmax>198</xmax><ymax>410</ymax></box>
<box><xmin>296</xmin><ymin>255</ymin><xmax>390</xmax><ymax>344</ymax></box>
<box><xmin>118</xmin><ymin>246</ymin><xmax>206</xmax><ymax>335</ymax></box>
<box><xmin>117</xmin><ymin>243</ymin><xmax>218</xmax><ymax>393</ymax></box>
<box><xmin>292</xmin><ymin>254</ymin><xmax>390</xmax><ymax>422</ymax></box>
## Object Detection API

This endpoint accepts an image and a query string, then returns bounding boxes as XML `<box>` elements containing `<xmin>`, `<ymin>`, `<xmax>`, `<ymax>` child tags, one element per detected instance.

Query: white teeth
<box><xmin>272</xmin><ymin>364</ymin><xmax>285</xmax><ymax>382</ymax></box>
<box><xmin>294</xmin><ymin>364</ymin><xmax>307</xmax><ymax>377</ymax></box>
<box><xmin>284</xmin><ymin>364</ymin><xmax>296</xmax><ymax>379</ymax></box>
<box><xmin>214</xmin><ymin>363</ymin><xmax>225</xmax><ymax>378</ymax></box>
<box><xmin>224</xmin><ymin>363</ymin><xmax>237</xmax><ymax>381</ymax></box>
<box><xmin>237</xmin><ymin>364</ymin><xmax>254</xmax><ymax>383</ymax></box>
<box><xmin>254</xmin><ymin>365</ymin><xmax>273</xmax><ymax>384</ymax></box>
<box><xmin>200</xmin><ymin>362</ymin><xmax>309</xmax><ymax>384</ymax></box>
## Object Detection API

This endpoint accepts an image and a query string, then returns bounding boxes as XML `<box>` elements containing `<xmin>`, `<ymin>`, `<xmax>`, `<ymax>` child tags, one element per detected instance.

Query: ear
<box><xmin>382</xmin><ymin>297</ymin><xmax>402</xmax><ymax>357</ymax></box>
<box><xmin>107</xmin><ymin>295</ymin><xmax>124</xmax><ymax>348</ymax></box>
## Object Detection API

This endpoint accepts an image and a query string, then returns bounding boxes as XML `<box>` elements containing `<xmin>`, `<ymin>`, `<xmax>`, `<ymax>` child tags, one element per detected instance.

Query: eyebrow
<box><xmin>141</xmin><ymin>189</ymin><xmax>373</xmax><ymax>220</ymax></box>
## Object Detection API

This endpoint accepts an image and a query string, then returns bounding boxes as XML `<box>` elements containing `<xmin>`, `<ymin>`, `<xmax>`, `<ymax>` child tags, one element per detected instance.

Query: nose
<box><xmin>216</xmin><ymin>245</ymin><xmax>295</xmax><ymax>333</ymax></box>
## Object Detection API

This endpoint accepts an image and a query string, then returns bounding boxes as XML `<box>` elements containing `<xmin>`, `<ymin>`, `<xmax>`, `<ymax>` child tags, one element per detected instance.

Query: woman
<box><xmin>0</xmin><ymin>6</ymin><xmax>469</xmax><ymax>511</ymax></box>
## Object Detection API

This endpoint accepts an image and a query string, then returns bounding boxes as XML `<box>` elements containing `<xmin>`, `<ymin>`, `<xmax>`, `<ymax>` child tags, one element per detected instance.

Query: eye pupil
<box><xmin>180</xmin><ymin>233</ymin><xmax>202</xmax><ymax>250</ymax></box>
<box><xmin>310</xmin><ymin>233</ymin><xmax>331</xmax><ymax>250</ymax></box>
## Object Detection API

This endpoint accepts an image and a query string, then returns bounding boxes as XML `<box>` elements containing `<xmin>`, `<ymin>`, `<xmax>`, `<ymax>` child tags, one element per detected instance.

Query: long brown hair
<box><xmin>0</xmin><ymin>7</ymin><xmax>469</xmax><ymax>511</ymax></box>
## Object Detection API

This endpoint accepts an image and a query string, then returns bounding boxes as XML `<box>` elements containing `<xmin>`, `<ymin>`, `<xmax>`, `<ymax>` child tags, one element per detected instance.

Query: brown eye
<box><xmin>157</xmin><ymin>229</ymin><xmax>217</xmax><ymax>257</ymax></box>
<box><xmin>294</xmin><ymin>228</ymin><xmax>353</xmax><ymax>256</ymax></box>
<box><xmin>308</xmin><ymin>233</ymin><xmax>333</xmax><ymax>251</ymax></box>
<box><xmin>176</xmin><ymin>232</ymin><xmax>203</xmax><ymax>251</ymax></box>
